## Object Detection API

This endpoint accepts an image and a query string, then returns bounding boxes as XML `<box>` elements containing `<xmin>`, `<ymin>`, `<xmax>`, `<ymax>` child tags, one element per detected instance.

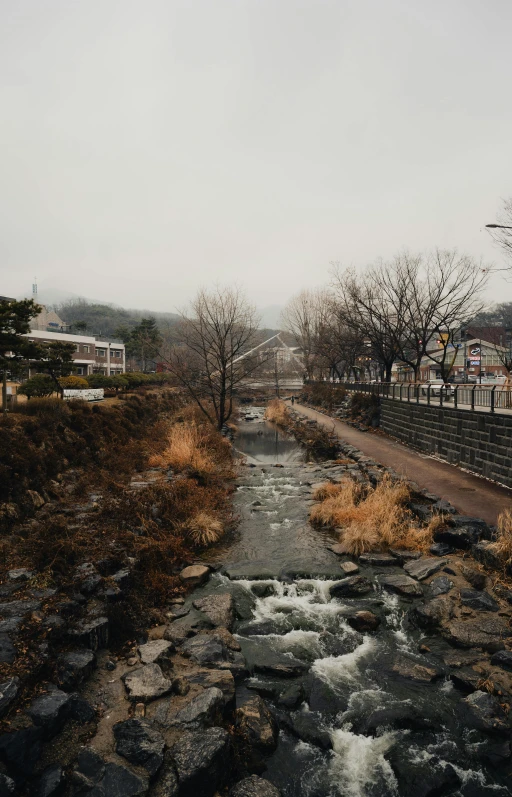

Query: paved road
<box><xmin>295</xmin><ymin>403</ymin><xmax>512</xmax><ymax>526</ymax></box>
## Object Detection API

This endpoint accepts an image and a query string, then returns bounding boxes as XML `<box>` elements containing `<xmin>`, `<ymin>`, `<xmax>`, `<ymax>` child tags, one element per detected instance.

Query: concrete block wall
<box><xmin>380</xmin><ymin>398</ymin><xmax>512</xmax><ymax>488</ymax></box>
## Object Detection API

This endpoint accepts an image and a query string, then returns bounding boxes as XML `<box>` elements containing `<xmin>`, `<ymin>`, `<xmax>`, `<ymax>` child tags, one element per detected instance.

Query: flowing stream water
<box><xmin>202</xmin><ymin>408</ymin><xmax>510</xmax><ymax>797</ymax></box>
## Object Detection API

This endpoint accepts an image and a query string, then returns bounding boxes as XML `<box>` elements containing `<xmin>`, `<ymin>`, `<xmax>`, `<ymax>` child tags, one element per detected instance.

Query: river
<box><xmin>201</xmin><ymin>407</ymin><xmax>510</xmax><ymax>797</ymax></box>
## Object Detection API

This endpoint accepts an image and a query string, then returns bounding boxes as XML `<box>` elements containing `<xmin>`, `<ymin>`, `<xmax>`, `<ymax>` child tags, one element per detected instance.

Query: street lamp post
<box><xmin>485</xmin><ymin>224</ymin><xmax>512</xmax><ymax>230</ymax></box>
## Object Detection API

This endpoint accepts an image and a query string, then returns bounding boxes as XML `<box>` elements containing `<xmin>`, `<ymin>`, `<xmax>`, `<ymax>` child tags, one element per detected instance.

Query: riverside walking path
<box><xmin>294</xmin><ymin>402</ymin><xmax>512</xmax><ymax>527</ymax></box>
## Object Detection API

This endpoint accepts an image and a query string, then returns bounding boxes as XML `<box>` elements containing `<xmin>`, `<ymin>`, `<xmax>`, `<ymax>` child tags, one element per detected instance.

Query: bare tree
<box><xmin>281</xmin><ymin>290</ymin><xmax>325</xmax><ymax>379</ymax></box>
<box><xmin>487</xmin><ymin>198</ymin><xmax>512</xmax><ymax>269</ymax></box>
<box><xmin>161</xmin><ymin>287</ymin><xmax>260</xmax><ymax>430</ymax></box>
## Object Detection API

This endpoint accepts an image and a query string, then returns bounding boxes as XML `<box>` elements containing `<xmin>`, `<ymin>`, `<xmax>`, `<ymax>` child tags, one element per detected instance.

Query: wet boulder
<box><xmin>390</xmin><ymin>656</ymin><xmax>442</xmax><ymax>683</ymax></box>
<box><xmin>0</xmin><ymin>725</ymin><xmax>43</xmax><ymax>783</ymax></box>
<box><xmin>154</xmin><ymin>687</ymin><xmax>224</xmax><ymax>729</ymax></box>
<box><xmin>403</xmin><ymin>558</ymin><xmax>445</xmax><ymax>581</ymax></box>
<box><xmin>346</xmin><ymin>610</ymin><xmax>381</xmax><ymax>632</ymax></box>
<box><xmin>460</xmin><ymin>589</ymin><xmax>499</xmax><ymax>613</ymax></box>
<box><xmin>450</xmin><ymin>667</ymin><xmax>482</xmax><ymax>693</ymax></box>
<box><xmin>235</xmin><ymin>696</ymin><xmax>279</xmax><ymax>772</ymax></box>
<box><xmin>181</xmin><ymin>634</ymin><xmax>246</xmax><ymax>678</ymax></box>
<box><xmin>442</xmin><ymin>617</ymin><xmax>511</xmax><ymax>653</ymax></box>
<box><xmin>238</xmin><ymin>638</ymin><xmax>307</xmax><ymax>678</ymax></box>
<box><xmin>193</xmin><ymin>594</ymin><xmax>235</xmax><ymax>631</ymax></box>
<box><xmin>55</xmin><ymin>649</ymin><xmax>96</xmax><ymax>691</ymax></box>
<box><xmin>461</xmin><ymin>691</ymin><xmax>510</xmax><ymax>736</ymax></box>
<box><xmin>278</xmin><ymin>710</ymin><xmax>331</xmax><ymax>750</ymax></box>
<box><xmin>123</xmin><ymin>663</ymin><xmax>173</xmax><ymax>703</ymax></box>
<box><xmin>113</xmin><ymin>718</ymin><xmax>165</xmax><ymax>777</ymax></box>
<box><xmin>490</xmin><ymin>650</ymin><xmax>512</xmax><ymax>671</ymax></box>
<box><xmin>389</xmin><ymin>749</ymin><xmax>461</xmax><ymax>797</ymax></box>
<box><xmin>339</xmin><ymin>561</ymin><xmax>359</xmax><ymax>575</ymax></box>
<box><xmin>0</xmin><ymin>773</ymin><xmax>16</xmax><ymax>795</ymax></box>
<box><xmin>468</xmin><ymin>739</ymin><xmax>512</xmax><ymax>767</ymax></box>
<box><xmin>171</xmin><ymin>727</ymin><xmax>230</xmax><ymax>796</ymax></box>
<box><xmin>378</xmin><ymin>574</ymin><xmax>423</xmax><ymax>598</ymax></box>
<box><xmin>329</xmin><ymin>576</ymin><xmax>372</xmax><ymax>598</ymax></box>
<box><xmin>230</xmin><ymin>775</ymin><xmax>281</xmax><ymax>797</ymax></box>
<box><xmin>278</xmin><ymin>682</ymin><xmax>304</xmax><ymax>709</ymax></box>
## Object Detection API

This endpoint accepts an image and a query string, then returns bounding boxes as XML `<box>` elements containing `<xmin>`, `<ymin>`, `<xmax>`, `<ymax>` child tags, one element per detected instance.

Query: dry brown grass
<box><xmin>489</xmin><ymin>509</ymin><xmax>512</xmax><ymax>565</ymax></box>
<box><xmin>184</xmin><ymin>511</ymin><xmax>225</xmax><ymax>547</ymax></box>
<box><xmin>264</xmin><ymin>399</ymin><xmax>291</xmax><ymax>428</ymax></box>
<box><xmin>148</xmin><ymin>421</ymin><xmax>231</xmax><ymax>477</ymax></box>
<box><xmin>310</xmin><ymin>475</ymin><xmax>436</xmax><ymax>555</ymax></box>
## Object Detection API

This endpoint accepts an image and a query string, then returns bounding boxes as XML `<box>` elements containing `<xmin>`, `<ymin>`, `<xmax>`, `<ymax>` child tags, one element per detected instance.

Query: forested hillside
<box><xmin>56</xmin><ymin>298</ymin><xmax>179</xmax><ymax>339</ymax></box>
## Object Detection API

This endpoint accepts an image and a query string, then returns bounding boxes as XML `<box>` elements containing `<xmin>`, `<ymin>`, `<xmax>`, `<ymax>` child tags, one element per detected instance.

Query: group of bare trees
<box><xmin>281</xmin><ymin>249</ymin><xmax>490</xmax><ymax>382</ymax></box>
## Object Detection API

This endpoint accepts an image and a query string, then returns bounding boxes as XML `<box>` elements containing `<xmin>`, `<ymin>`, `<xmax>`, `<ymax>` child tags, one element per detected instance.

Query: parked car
<box><xmin>419</xmin><ymin>380</ymin><xmax>452</xmax><ymax>397</ymax></box>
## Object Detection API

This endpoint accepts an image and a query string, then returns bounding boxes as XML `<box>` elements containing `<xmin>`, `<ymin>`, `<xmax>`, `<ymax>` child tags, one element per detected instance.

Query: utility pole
<box><xmin>2</xmin><ymin>369</ymin><xmax>7</xmax><ymax>415</ymax></box>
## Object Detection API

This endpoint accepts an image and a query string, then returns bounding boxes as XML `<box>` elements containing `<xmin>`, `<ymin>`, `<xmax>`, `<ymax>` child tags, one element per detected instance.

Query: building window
<box><xmin>75</xmin><ymin>344</ymin><xmax>80</xmax><ymax>352</ymax></box>
<box><xmin>76</xmin><ymin>367</ymin><xmax>84</xmax><ymax>375</ymax></box>
<box><xmin>112</xmin><ymin>350</ymin><xmax>122</xmax><ymax>358</ymax></box>
<box><xmin>83</xmin><ymin>345</ymin><xmax>90</xmax><ymax>353</ymax></box>
<box><xmin>96</xmin><ymin>348</ymin><xmax>106</xmax><ymax>357</ymax></box>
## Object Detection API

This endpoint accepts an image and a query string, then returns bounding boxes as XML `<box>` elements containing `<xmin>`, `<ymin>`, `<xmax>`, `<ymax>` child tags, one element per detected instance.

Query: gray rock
<box><xmin>230</xmin><ymin>775</ymin><xmax>281</xmax><ymax>797</ymax></box>
<box><xmin>35</xmin><ymin>764</ymin><xmax>63</xmax><ymax>797</ymax></box>
<box><xmin>0</xmin><ymin>618</ymin><xmax>21</xmax><ymax>634</ymax></box>
<box><xmin>378</xmin><ymin>574</ymin><xmax>423</xmax><ymax>598</ymax></box>
<box><xmin>388</xmin><ymin>549</ymin><xmax>422</xmax><ymax>562</ymax></box>
<box><xmin>184</xmin><ymin>669</ymin><xmax>235</xmax><ymax>707</ymax></box>
<box><xmin>193</xmin><ymin>594</ymin><xmax>235</xmax><ymax>631</ymax></box>
<box><xmin>55</xmin><ymin>649</ymin><xmax>96</xmax><ymax>691</ymax></box>
<box><xmin>490</xmin><ymin>650</ymin><xmax>512</xmax><ymax>671</ymax></box>
<box><xmin>434</xmin><ymin>526</ymin><xmax>483</xmax><ymax>549</ymax></box>
<box><xmin>443</xmin><ymin>617</ymin><xmax>512</xmax><ymax>653</ymax></box>
<box><xmin>26</xmin><ymin>688</ymin><xmax>71</xmax><ymax>736</ymax></box>
<box><xmin>171</xmin><ymin>727</ymin><xmax>230</xmax><ymax>795</ymax></box>
<box><xmin>462</xmin><ymin>691</ymin><xmax>510</xmax><ymax>735</ymax></box>
<box><xmin>155</xmin><ymin>687</ymin><xmax>224</xmax><ymax>729</ymax></box>
<box><xmin>403</xmin><ymin>558</ymin><xmax>445</xmax><ymax>581</ymax></box>
<box><xmin>179</xmin><ymin>565</ymin><xmax>210</xmax><ymax>587</ymax></box>
<box><xmin>74</xmin><ymin>562</ymin><xmax>102</xmax><ymax>595</ymax></box>
<box><xmin>279</xmin><ymin>711</ymin><xmax>332</xmax><ymax>750</ymax></box>
<box><xmin>329</xmin><ymin>576</ymin><xmax>372</xmax><ymax>598</ymax></box>
<box><xmin>461</xmin><ymin>566</ymin><xmax>487</xmax><ymax>590</ymax></box>
<box><xmin>278</xmin><ymin>683</ymin><xmax>304</xmax><ymax>709</ymax></box>
<box><xmin>0</xmin><ymin>725</ymin><xmax>43</xmax><ymax>780</ymax></box>
<box><xmin>428</xmin><ymin>576</ymin><xmax>453</xmax><ymax>597</ymax></box>
<box><xmin>460</xmin><ymin>589</ymin><xmax>499</xmax><ymax>613</ymax></box>
<box><xmin>0</xmin><ymin>635</ymin><xmax>16</xmax><ymax>665</ymax></box>
<box><xmin>0</xmin><ymin>599</ymin><xmax>41</xmax><ymax>618</ymax></box>
<box><xmin>123</xmin><ymin>663</ymin><xmax>173</xmax><ymax>703</ymax></box>
<box><xmin>181</xmin><ymin>635</ymin><xmax>226</xmax><ymax>666</ymax></box>
<box><xmin>98</xmin><ymin>762</ymin><xmax>148</xmax><ymax>796</ymax></box>
<box><xmin>138</xmin><ymin>639</ymin><xmax>174</xmax><ymax>665</ymax></box>
<box><xmin>412</xmin><ymin>597</ymin><xmax>454</xmax><ymax>628</ymax></box>
<box><xmin>150</xmin><ymin>752</ymin><xmax>179</xmax><ymax>797</ymax></box>
<box><xmin>7</xmin><ymin>569</ymin><xmax>33</xmax><ymax>582</ymax></box>
<box><xmin>429</xmin><ymin>542</ymin><xmax>453</xmax><ymax>557</ymax></box>
<box><xmin>0</xmin><ymin>677</ymin><xmax>19</xmax><ymax>718</ymax></box>
<box><xmin>450</xmin><ymin>668</ymin><xmax>482</xmax><ymax>693</ymax></box>
<box><xmin>358</xmin><ymin>553</ymin><xmax>397</xmax><ymax>567</ymax></box>
<box><xmin>68</xmin><ymin>616</ymin><xmax>109</xmax><ymax>650</ymax></box>
<box><xmin>113</xmin><ymin>718</ymin><xmax>165</xmax><ymax>777</ymax></box>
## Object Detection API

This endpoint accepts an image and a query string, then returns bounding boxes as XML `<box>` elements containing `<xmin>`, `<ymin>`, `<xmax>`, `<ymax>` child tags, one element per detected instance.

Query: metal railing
<box><xmin>336</xmin><ymin>382</ymin><xmax>512</xmax><ymax>414</ymax></box>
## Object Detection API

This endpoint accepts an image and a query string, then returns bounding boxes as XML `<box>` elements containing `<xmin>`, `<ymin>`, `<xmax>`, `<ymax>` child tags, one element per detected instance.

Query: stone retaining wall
<box><xmin>380</xmin><ymin>398</ymin><xmax>512</xmax><ymax>489</ymax></box>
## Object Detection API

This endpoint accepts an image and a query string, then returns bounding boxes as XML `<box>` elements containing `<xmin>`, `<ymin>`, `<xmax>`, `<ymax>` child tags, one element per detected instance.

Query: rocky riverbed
<box><xmin>1</xmin><ymin>407</ymin><xmax>512</xmax><ymax>796</ymax></box>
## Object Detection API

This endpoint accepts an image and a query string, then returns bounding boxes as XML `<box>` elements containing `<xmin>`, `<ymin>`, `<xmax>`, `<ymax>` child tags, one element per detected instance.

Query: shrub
<box><xmin>184</xmin><ymin>511</ymin><xmax>224</xmax><ymax>547</ymax></box>
<box><xmin>86</xmin><ymin>374</ymin><xmax>113</xmax><ymax>388</ymax></box>
<box><xmin>264</xmin><ymin>399</ymin><xmax>291</xmax><ymax>427</ymax></box>
<box><xmin>59</xmin><ymin>375</ymin><xmax>88</xmax><ymax>389</ymax></box>
<box><xmin>301</xmin><ymin>383</ymin><xmax>347</xmax><ymax>409</ymax></box>
<box><xmin>349</xmin><ymin>392</ymin><xmax>380</xmax><ymax>425</ymax></box>
<box><xmin>310</xmin><ymin>475</ymin><xmax>434</xmax><ymax>554</ymax></box>
<box><xmin>18</xmin><ymin>374</ymin><xmax>56</xmax><ymax>398</ymax></box>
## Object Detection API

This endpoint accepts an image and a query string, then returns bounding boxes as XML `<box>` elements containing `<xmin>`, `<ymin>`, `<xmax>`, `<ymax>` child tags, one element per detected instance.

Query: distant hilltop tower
<box><xmin>32</xmin><ymin>277</ymin><xmax>38</xmax><ymax>300</ymax></box>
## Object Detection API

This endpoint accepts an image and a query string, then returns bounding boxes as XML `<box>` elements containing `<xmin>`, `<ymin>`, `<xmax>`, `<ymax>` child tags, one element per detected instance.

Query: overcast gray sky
<box><xmin>1</xmin><ymin>0</ymin><xmax>512</xmax><ymax>313</ymax></box>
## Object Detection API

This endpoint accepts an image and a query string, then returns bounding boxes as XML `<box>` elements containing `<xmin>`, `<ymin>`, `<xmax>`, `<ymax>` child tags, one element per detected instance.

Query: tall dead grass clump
<box><xmin>149</xmin><ymin>422</ymin><xmax>217</xmax><ymax>474</ymax></box>
<box><xmin>264</xmin><ymin>399</ymin><xmax>291</xmax><ymax>428</ymax></box>
<box><xmin>183</xmin><ymin>511</ymin><xmax>224</xmax><ymax>547</ymax></box>
<box><xmin>489</xmin><ymin>509</ymin><xmax>512</xmax><ymax>565</ymax></box>
<box><xmin>310</xmin><ymin>475</ymin><xmax>428</xmax><ymax>555</ymax></box>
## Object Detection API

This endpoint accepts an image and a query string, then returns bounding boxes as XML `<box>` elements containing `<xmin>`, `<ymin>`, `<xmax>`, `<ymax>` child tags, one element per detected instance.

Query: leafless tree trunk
<box><xmin>281</xmin><ymin>290</ymin><xmax>325</xmax><ymax>379</ymax></box>
<box><xmin>159</xmin><ymin>287</ymin><xmax>260</xmax><ymax>430</ymax></box>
